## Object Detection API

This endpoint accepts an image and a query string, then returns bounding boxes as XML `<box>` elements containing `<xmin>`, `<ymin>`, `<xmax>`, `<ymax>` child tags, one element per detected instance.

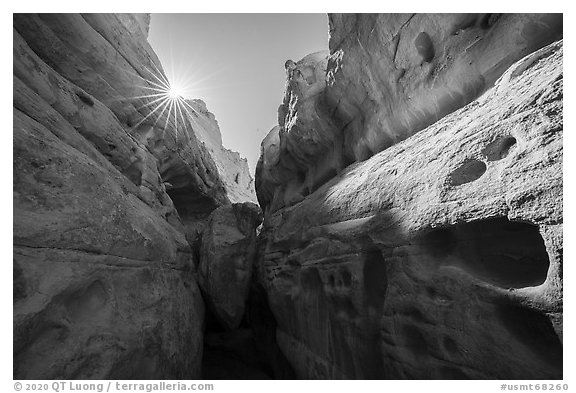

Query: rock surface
<box><xmin>256</xmin><ymin>40</ymin><xmax>563</xmax><ymax>379</ymax></box>
<box><xmin>188</xmin><ymin>98</ymin><xmax>257</xmax><ymax>205</ymax></box>
<box><xmin>256</xmin><ymin>13</ymin><xmax>563</xmax><ymax>213</ymax></box>
<box><xmin>199</xmin><ymin>203</ymin><xmax>263</xmax><ymax>330</ymax></box>
<box><xmin>13</xmin><ymin>13</ymin><xmax>252</xmax><ymax>379</ymax></box>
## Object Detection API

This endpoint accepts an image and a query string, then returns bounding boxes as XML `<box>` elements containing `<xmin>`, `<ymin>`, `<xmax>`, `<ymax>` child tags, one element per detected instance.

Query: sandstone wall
<box><xmin>256</xmin><ymin>13</ymin><xmax>562</xmax><ymax>213</ymax></box>
<box><xmin>187</xmin><ymin>98</ymin><xmax>257</xmax><ymax>205</ymax></box>
<box><xmin>13</xmin><ymin>13</ymin><xmax>252</xmax><ymax>379</ymax></box>
<box><xmin>256</xmin><ymin>39</ymin><xmax>563</xmax><ymax>379</ymax></box>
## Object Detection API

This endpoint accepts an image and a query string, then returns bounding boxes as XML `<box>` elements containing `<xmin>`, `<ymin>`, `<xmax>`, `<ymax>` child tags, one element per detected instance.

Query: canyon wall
<box><xmin>256</xmin><ymin>15</ymin><xmax>563</xmax><ymax>379</ymax></box>
<box><xmin>257</xmin><ymin>13</ymin><xmax>562</xmax><ymax>213</ymax></box>
<box><xmin>13</xmin><ymin>13</ymin><xmax>255</xmax><ymax>379</ymax></box>
<box><xmin>13</xmin><ymin>12</ymin><xmax>564</xmax><ymax>380</ymax></box>
<box><xmin>188</xmin><ymin>98</ymin><xmax>257</xmax><ymax>205</ymax></box>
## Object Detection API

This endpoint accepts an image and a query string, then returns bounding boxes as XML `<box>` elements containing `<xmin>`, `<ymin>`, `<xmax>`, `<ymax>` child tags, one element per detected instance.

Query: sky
<box><xmin>148</xmin><ymin>14</ymin><xmax>329</xmax><ymax>174</ymax></box>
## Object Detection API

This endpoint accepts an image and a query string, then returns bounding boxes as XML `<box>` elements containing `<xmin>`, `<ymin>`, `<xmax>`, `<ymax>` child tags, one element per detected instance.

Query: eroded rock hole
<box><xmin>482</xmin><ymin>136</ymin><xmax>517</xmax><ymax>161</ymax></box>
<box><xmin>167</xmin><ymin>187</ymin><xmax>220</xmax><ymax>223</ymax></box>
<box><xmin>414</xmin><ymin>32</ymin><xmax>435</xmax><ymax>63</ymax></box>
<box><xmin>416</xmin><ymin>218</ymin><xmax>550</xmax><ymax>288</ymax></box>
<box><xmin>449</xmin><ymin>159</ymin><xmax>486</xmax><ymax>186</ymax></box>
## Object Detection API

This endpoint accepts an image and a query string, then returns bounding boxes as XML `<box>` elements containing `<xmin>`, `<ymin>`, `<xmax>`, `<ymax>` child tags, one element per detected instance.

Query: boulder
<box><xmin>256</xmin><ymin>40</ymin><xmax>563</xmax><ymax>379</ymax></box>
<box><xmin>199</xmin><ymin>203</ymin><xmax>263</xmax><ymax>330</ymax></box>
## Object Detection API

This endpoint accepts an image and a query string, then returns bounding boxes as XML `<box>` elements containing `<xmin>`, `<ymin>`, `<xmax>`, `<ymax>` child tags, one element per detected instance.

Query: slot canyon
<box><xmin>13</xmin><ymin>13</ymin><xmax>563</xmax><ymax>380</ymax></box>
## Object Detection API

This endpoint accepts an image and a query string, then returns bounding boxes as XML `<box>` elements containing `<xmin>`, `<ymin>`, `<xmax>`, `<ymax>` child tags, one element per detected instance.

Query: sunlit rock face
<box><xmin>256</xmin><ymin>13</ymin><xmax>562</xmax><ymax>214</ymax></box>
<box><xmin>256</xmin><ymin>40</ymin><xmax>563</xmax><ymax>379</ymax></box>
<box><xmin>188</xmin><ymin>98</ymin><xmax>257</xmax><ymax>205</ymax></box>
<box><xmin>256</xmin><ymin>52</ymin><xmax>334</xmax><ymax>211</ymax></box>
<box><xmin>13</xmin><ymin>13</ymin><xmax>250</xmax><ymax>379</ymax></box>
<box><xmin>199</xmin><ymin>203</ymin><xmax>263</xmax><ymax>330</ymax></box>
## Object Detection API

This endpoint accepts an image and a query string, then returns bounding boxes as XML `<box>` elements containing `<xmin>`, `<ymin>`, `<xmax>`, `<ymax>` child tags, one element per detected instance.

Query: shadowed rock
<box><xmin>13</xmin><ymin>13</ymin><xmax>252</xmax><ymax>379</ymax></box>
<box><xmin>199</xmin><ymin>203</ymin><xmax>263</xmax><ymax>330</ymax></box>
<box><xmin>255</xmin><ymin>40</ymin><xmax>563</xmax><ymax>379</ymax></box>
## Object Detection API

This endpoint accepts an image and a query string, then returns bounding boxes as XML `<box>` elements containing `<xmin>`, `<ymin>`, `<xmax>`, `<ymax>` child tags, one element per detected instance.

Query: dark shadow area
<box><xmin>415</xmin><ymin>217</ymin><xmax>550</xmax><ymax>288</ymax></box>
<box><xmin>201</xmin><ymin>283</ymin><xmax>295</xmax><ymax>379</ymax></box>
<box><xmin>167</xmin><ymin>187</ymin><xmax>221</xmax><ymax>223</ymax></box>
<box><xmin>496</xmin><ymin>303</ymin><xmax>563</xmax><ymax>371</ymax></box>
<box><xmin>415</xmin><ymin>32</ymin><xmax>435</xmax><ymax>63</ymax></box>
<box><xmin>363</xmin><ymin>250</ymin><xmax>388</xmax><ymax>310</ymax></box>
<box><xmin>167</xmin><ymin>187</ymin><xmax>222</xmax><ymax>254</ymax></box>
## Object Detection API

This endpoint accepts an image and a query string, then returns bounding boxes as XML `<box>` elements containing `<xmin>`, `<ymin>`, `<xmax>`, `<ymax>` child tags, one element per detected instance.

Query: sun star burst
<box><xmin>128</xmin><ymin>61</ymin><xmax>205</xmax><ymax>139</ymax></box>
<box><xmin>167</xmin><ymin>84</ymin><xmax>184</xmax><ymax>100</ymax></box>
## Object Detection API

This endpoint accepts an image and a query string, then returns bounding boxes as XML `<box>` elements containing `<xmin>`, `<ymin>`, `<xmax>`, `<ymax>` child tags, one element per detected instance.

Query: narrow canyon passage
<box><xmin>13</xmin><ymin>13</ymin><xmax>563</xmax><ymax>380</ymax></box>
<box><xmin>201</xmin><ymin>284</ymin><xmax>295</xmax><ymax>379</ymax></box>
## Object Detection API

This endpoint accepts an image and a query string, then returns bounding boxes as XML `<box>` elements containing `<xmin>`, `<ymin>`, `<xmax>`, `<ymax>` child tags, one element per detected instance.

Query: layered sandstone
<box><xmin>256</xmin><ymin>13</ymin><xmax>563</xmax><ymax>213</ymax></box>
<box><xmin>13</xmin><ymin>13</ymin><xmax>252</xmax><ymax>379</ymax></box>
<box><xmin>256</xmin><ymin>39</ymin><xmax>563</xmax><ymax>379</ymax></box>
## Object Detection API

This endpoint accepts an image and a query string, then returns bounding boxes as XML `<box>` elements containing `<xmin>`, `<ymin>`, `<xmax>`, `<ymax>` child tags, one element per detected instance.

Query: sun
<box><xmin>167</xmin><ymin>84</ymin><xmax>184</xmax><ymax>100</ymax></box>
<box><xmin>130</xmin><ymin>62</ymin><xmax>205</xmax><ymax>138</ymax></box>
